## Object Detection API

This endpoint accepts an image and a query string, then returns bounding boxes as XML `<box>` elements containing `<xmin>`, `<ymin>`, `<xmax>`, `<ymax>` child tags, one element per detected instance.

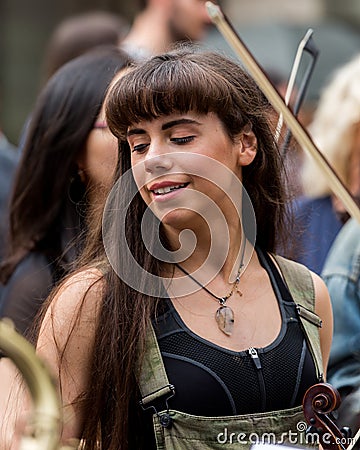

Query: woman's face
<box><xmin>127</xmin><ymin>112</ymin><xmax>256</xmax><ymax>230</ymax></box>
<box><xmin>79</xmin><ymin>105</ymin><xmax>118</xmax><ymax>195</ymax></box>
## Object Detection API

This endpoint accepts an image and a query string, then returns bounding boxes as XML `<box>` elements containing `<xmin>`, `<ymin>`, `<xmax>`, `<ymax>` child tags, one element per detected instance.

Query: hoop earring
<box><xmin>78</xmin><ymin>168</ymin><xmax>86</xmax><ymax>184</ymax></box>
<box><xmin>68</xmin><ymin>169</ymin><xmax>86</xmax><ymax>205</ymax></box>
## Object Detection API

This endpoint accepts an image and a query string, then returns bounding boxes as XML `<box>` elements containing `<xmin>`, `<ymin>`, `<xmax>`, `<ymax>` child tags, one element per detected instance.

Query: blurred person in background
<box><xmin>286</xmin><ymin>54</ymin><xmax>360</xmax><ymax>274</ymax></box>
<box><xmin>18</xmin><ymin>10</ymin><xmax>130</xmax><ymax>150</ymax></box>
<box><xmin>121</xmin><ymin>0</ymin><xmax>213</xmax><ymax>60</ymax></box>
<box><xmin>321</xmin><ymin>217</ymin><xmax>360</xmax><ymax>439</ymax></box>
<box><xmin>0</xmin><ymin>46</ymin><xmax>131</xmax><ymax>339</ymax></box>
<box><xmin>42</xmin><ymin>10</ymin><xmax>129</xmax><ymax>81</ymax></box>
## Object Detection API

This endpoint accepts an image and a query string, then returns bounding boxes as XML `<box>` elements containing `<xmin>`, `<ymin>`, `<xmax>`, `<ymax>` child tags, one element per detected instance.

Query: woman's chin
<box><xmin>159</xmin><ymin>209</ymin><xmax>202</xmax><ymax>231</ymax></box>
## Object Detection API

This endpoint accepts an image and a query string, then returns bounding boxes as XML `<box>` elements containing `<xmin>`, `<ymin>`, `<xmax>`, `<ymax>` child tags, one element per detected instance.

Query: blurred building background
<box><xmin>1</xmin><ymin>0</ymin><xmax>359</xmax><ymax>144</ymax></box>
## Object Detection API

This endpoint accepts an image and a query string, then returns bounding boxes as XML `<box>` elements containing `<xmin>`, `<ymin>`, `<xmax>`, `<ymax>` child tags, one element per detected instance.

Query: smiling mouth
<box><xmin>152</xmin><ymin>183</ymin><xmax>189</xmax><ymax>195</ymax></box>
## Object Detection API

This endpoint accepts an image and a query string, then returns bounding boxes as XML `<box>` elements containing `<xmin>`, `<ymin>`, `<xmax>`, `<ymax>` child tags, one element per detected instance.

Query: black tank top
<box><xmin>152</xmin><ymin>248</ymin><xmax>318</xmax><ymax>416</ymax></box>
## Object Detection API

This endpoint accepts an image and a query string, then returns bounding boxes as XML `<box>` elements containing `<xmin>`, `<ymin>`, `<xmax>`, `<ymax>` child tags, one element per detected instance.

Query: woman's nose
<box><xmin>144</xmin><ymin>144</ymin><xmax>173</xmax><ymax>173</ymax></box>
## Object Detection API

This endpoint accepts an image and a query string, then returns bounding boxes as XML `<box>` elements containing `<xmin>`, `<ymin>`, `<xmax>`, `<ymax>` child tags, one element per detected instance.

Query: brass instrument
<box><xmin>0</xmin><ymin>319</ymin><xmax>76</xmax><ymax>450</ymax></box>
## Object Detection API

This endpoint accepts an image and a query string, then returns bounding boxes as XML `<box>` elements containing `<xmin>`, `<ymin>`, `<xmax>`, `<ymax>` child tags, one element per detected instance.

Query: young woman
<box><xmin>0</xmin><ymin>46</ymin><xmax>131</xmax><ymax>338</ymax></box>
<box><xmin>23</xmin><ymin>48</ymin><xmax>331</xmax><ymax>449</ymax></box>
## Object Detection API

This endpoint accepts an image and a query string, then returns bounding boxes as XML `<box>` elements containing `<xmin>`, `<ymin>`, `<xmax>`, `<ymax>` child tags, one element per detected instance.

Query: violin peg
<box><xmin>340</xmin><ymin>427</ymin><xmax>352</xmax><ymax>439</ymax></box>
<box><xmin>306</xmin><ymin>425</ymin><xmax>320</xmax><ymax>436</ymax></box>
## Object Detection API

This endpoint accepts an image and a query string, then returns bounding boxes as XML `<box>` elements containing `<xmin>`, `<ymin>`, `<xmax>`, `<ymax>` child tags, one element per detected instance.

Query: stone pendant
<box><xmin>215</xmin><ymin>305</ymin><xmax>234</xmax><ymax>336</ymax></box>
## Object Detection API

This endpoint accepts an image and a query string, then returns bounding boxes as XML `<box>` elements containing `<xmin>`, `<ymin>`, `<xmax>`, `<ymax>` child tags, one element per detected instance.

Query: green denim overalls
<box><xmin>137</xmin><ymin>255</ymin><xmax>323</xmax><ymax>449</ymax></box>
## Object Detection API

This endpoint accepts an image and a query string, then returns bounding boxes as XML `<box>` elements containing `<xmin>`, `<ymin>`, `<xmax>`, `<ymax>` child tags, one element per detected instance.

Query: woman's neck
<box><xmin>164</xmin><ymin>218</ymin><xmax>247</xmax><ymax>284</ymax></box>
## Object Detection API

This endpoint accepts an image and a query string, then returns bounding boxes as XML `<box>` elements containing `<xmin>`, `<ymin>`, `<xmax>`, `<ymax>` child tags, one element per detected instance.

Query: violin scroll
<box><xmin>304</xmin><ymin>382</ymin><xmax>341</xmax><ymax>415</ymax></box>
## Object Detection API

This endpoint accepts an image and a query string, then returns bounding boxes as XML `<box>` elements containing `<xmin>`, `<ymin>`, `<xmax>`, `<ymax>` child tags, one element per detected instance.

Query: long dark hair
<box><xmin>0</xmin><ymin>46</ymin><xmax>131</xmax><ymax>283</ymax></box>
<box><xmin>70</xmin><ymin>48</ymin><xmax>291</xmax><ymax>449</ymax></box>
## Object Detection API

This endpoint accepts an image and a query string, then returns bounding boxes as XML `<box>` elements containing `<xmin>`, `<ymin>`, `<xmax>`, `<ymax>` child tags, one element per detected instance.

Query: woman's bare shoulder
<box><xmin>58</xmin><ymin>266</ymin><xmax>105</xmax><ymax>295</ymax></box>
<box><xmin>53</xmin><ymin>266</ymin><xmax>105</xmax><ymax>310</ymax></box>
<box><xmin>36</xmin><ymin>266</ymin><xmax>108</xmax><ymax>416</ymax></box>
<box><xmin>39</xmin><ymin>266</ymin><xmax>107</xmax><ymax>343</ymax></box>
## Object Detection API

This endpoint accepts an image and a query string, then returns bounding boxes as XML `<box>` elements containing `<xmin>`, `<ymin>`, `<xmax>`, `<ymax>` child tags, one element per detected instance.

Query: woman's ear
<box><xmin>237</xmin><ymin>125</ymin><xmax>257</xmax><ymax>166</ymax></box>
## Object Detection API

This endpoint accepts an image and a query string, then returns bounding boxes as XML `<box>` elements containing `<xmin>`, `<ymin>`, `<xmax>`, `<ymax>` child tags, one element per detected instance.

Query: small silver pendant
<box><xmin>215</xmin><ymin>305</ymin><xmax>234</xmax><ymax>336</ymax></box>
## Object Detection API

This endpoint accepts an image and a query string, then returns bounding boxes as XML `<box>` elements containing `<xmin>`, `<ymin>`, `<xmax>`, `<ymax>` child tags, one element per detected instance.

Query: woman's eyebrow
<box><xmin>127</xmin><ymin>118</ymin><xmax>201</xmax><ymax>137</ymax></box>
<box><xmin>127</xmin><ymin>128</ymin><xmax>146</xmax><ymax>137</ymax></box>
<box><xmin>161</xmin><ymin>118</ymin><xmax>201</xmax><ymax>131</ymax></box>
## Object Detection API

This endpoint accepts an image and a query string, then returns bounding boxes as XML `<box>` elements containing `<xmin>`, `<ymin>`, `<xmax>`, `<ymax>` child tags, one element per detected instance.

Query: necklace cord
<box><xmin>175</xmin><ymin>238</ymin><xmax>247</xmax><ymax>305</ymax></box>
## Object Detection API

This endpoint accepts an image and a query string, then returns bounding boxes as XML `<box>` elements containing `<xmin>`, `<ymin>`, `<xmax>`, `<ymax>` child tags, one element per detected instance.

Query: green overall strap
<box><xmin>136</xmin><ymin>322</ymin><xmax>175</xmax><ymax>412</ymax></box>
<box><xmin>273</xmin><ymin>254</ymin><xmax>324</xmax><ymax>381</ymax></box>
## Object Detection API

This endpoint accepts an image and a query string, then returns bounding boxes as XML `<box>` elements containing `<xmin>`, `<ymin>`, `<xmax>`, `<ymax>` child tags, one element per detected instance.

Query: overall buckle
<box><xmin>139</xmin><ymin>384</ymin><xmax>175</xmax><ymax>428</ymax></box>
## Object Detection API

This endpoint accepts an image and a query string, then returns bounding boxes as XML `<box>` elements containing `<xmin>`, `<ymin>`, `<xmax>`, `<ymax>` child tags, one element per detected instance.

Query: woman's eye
<box><xmin>171</xmin><ymin>136</ymin><xmax>195</xmax><ymax>145</ymax></box>
<box><xmin>132</xmin><ymin>143</ymin><xmax>149</xmax><ymax>153</ymax></box>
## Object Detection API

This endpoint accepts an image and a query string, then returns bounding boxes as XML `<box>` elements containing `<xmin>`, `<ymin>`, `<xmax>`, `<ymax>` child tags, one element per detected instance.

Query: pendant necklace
<box><xmin>175</xmin><ymin>238</ymin><xmax>247</xmax><ymax>337</ymax></box>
